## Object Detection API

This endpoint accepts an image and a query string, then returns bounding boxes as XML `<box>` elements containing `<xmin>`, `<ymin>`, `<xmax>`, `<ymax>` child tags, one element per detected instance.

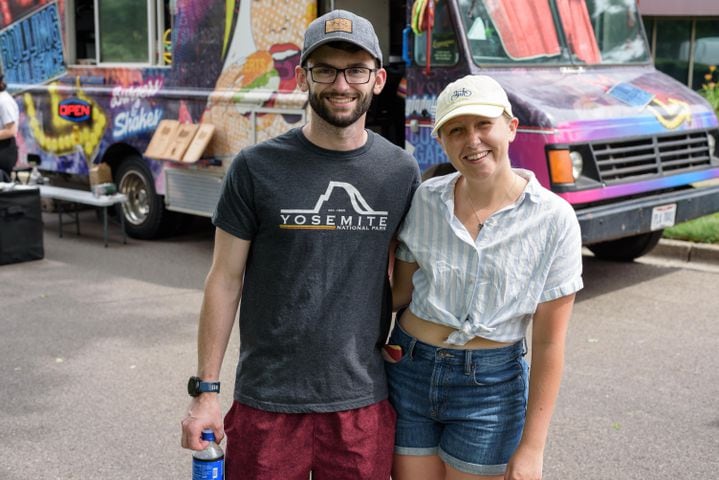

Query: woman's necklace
<box><xmin>464</xmin><ymin>173</ymin><xmax>519</xmax><ymax>232</ymax></box>
<box><xmin>465</xmin><ymin>186</ymin><xmax>486</xmax><ymax>232</ymax></box>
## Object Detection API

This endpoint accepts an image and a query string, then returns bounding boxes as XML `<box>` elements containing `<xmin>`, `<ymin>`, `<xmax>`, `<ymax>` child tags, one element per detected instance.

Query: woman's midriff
<box><xmin>398</xmin><ymin>308</ymin><xmax>513</xmax><ymax>349</ymax></box>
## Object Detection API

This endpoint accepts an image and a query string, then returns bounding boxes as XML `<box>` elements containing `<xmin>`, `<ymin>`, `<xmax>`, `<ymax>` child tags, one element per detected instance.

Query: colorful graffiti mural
<box><xmin>0</xmin><ymin>0</ymin><xmax>50</xmax><ymax>29</ymax></box>
<box><xmin>204</xmin><ymin>0</ymin><xmax>315</xmax><ymax>156</ymax></box>
<box><xmin>110</xmin><ymin>78</ymin><xmax>165</xmax><ymax>140</ymax></box>
<box><xmin>22</xmin><ymin>78</ymin><xmax>107</xmax><ymax>168</ymax></box>
<box><xmin>0</xmin><ymin>2</ymin><xmax>65</xmax><ymax>85</ymax></box>
<box><xmin>5</xmin><ymin>0</ymin><xmax>317</xmax><ymax>176</ymax></box>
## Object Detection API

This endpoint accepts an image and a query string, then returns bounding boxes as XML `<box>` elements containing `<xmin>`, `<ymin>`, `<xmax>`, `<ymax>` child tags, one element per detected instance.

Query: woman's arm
<box><xmin>391</xmin><ymin>259</ymin><xmax>418</xmax><ymax>311</ymax></box>
<box><xmin>505</xmin><ymin>293</ymin><xmax>576</xmax><ymax>480</ymax></box>
<box><xmin>0</xmin><ymin>121</ymin><xmax>17</xmax><ymax>140</ymax></box>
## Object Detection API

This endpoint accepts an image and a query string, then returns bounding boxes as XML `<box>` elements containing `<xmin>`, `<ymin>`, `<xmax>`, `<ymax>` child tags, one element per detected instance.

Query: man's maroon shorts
<box><xmin>223</xmin><ymin>399</ymin><xmax>396</xmax><ymax>480</ymax></box>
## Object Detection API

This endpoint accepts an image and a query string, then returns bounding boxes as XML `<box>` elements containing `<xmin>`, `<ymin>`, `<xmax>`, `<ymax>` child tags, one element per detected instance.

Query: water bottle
<box><xmin>192</xmin><ymin>429</ymin><xmax>224</xmax><ymax>480</ymax></box>
<box><xmin>28</xmin><ymin>166</ymin><xmax>42</xmax><ymax>185</ymax></box>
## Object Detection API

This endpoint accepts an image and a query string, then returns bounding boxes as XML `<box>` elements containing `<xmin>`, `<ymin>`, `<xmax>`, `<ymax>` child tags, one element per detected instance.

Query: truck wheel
<box><xmin>587</xmin><ymin>231</ymin><xmax>663</xmax><ymax>262</ymax></box>
<box><xmin>116</xmin><ymin>157</ymin><xmax>172</xmax><ymax>239</ymax></box>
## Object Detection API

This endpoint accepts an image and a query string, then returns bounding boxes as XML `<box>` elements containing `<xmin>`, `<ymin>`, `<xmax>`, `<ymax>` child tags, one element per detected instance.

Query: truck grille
<box><xmin>593</xmin><ymin>131</ymin><xmax>712</xmax><ymax>184</ymax></box>
<box><xmin>165</xmin><ymin>168</ymin><xmax>223</xmax><ymax>217</ymax></box>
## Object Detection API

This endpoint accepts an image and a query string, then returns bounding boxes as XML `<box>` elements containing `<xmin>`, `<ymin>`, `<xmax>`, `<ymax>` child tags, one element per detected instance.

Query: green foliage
<box><xmin>699</xmin><ymin>65</ymin><xmax>719</xmax><ymax>113</ymax></box>
<box><xmin>664</xmin><ymin>212</ymin><xmax>719</xmax><ymax>244</ymax></box>
<box><xmin>98</xmin><ymin>0</ymin><xmax>149</xmax><ymax>63</ymax></box>
<box><xmin>666</xmin><ymin>67</ymin><xmax>719</xmax><ymax>244</ymax></box>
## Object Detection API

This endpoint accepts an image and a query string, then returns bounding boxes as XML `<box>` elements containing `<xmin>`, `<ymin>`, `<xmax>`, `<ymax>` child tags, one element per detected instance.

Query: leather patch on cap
<box><xmin>325</xmin><ymin>18</ymin><xmax>352</xmax><ymax>34</ymax></box>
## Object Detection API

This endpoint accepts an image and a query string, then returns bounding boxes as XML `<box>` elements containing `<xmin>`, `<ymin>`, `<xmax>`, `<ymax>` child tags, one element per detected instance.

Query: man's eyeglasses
<box><xmin>306</xmin><ymin>66</ymin><xmax>377</xmax><ymax>84</ymax></box>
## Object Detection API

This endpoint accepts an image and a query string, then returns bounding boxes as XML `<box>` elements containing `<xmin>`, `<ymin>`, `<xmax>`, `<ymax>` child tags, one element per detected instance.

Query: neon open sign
<box><xmin>58</xmin><ymin>98</ymin><xmax>92</xmax><ymax>122</ymax></box>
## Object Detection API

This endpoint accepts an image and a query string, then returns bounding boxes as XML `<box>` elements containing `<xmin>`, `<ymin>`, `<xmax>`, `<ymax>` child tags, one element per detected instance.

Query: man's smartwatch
<box><xmin>187</xmin><ymin>376</ymin><xmax>221</xmax><ymax>397</ymax></box>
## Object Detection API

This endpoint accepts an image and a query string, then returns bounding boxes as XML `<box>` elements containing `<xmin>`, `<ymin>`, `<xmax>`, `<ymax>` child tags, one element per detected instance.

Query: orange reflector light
<box><xmin>548</xmin><ymin>150</ymin><xmax>575</xmax><ymax>184</ymax></box>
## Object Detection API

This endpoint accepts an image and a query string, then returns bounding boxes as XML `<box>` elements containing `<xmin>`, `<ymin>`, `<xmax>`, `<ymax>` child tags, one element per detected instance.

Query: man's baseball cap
<box><xmin>300</xmin><ymin>10</ymin><xmax>382</xmax><ymax>66</ymax></box>
<box><xmin>432</xmin><ymin>75</ymin><xmax>514</xmax><ymax>137</ymax></box>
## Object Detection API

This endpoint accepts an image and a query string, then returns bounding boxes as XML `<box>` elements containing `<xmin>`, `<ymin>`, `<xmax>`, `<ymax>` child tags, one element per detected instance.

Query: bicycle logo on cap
<box><xmin>450</xmin><ymin>88</ymin><xmax>472</xmax><ymax>102</ymax></box>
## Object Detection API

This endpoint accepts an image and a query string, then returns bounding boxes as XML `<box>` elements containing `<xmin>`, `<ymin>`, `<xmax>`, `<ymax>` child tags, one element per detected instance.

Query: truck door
<box><xmin>331</xmin><ymin>0</ymin><xmax>408</xmax><ymax>146</ymax></box>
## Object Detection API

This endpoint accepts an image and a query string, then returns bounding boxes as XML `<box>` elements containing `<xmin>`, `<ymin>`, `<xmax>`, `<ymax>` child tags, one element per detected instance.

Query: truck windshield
<box><xmin>459</xmin><ymin>0</ymin><xmax>651</xmax><ymax>66</ymax></box>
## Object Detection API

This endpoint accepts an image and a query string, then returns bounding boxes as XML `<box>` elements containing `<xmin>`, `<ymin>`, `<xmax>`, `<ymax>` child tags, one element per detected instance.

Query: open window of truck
<box><xmin>458</xmin><ymin>0</ymin><xmax>649</xmax><ymax>65</ymax></box>
<box><xmin>65</xmin><ymin>0</ymin><xmax>173</xmax><ymax>66</ymax></box>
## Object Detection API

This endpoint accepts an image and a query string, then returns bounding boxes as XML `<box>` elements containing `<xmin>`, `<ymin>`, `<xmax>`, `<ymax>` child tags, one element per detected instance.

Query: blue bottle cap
<box><xmin>201</xmin><ymin>429</ymin><xmax>215</xmax><ymax>442</ymax></box>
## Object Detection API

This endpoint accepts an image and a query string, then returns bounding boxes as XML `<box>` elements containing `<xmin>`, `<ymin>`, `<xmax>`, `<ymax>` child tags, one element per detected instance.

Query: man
<box><xmin>181</xmin><ymin>9</ymin><xmax>420</xmax><ymax>480</ymax></box>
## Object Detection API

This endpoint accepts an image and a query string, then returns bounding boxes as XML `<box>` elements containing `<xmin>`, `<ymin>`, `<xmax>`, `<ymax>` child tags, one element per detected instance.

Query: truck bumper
<box><xmin>576</xmin><ymin>183</ymin><xmax>719</xmax><ymax>244</ymax></box>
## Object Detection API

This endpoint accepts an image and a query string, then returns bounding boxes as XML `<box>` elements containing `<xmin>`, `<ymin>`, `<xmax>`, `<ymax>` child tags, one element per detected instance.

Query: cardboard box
<box><xmin>144</xmin><ymin>121</ymin><xmax>214</xmax><ymax>162</ymax></box>
<box><xmin>89</xmin><ymin>162</ymin><xmax>113</xmax><ymax>187</ymax></box>
<box><xmin>182</xmin><ymin>123</ymin><xmax>215</xmax><ymax>163</ymax></box>
<box><xmin>144</xmin><ymin>119</ymin><xmax>179</xmax><ymax>159</ymax></box>
<box><xmin>164</xmin><ymin>123</ymin><xmax>199</xmax><ymax>162</ymax></box>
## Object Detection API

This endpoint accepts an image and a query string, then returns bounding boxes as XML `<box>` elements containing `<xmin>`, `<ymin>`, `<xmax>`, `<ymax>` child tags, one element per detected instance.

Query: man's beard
<box><xmin>308</xmin><ymin>88</ymin><xmax>373</xmax><ymax>128</ymax></box>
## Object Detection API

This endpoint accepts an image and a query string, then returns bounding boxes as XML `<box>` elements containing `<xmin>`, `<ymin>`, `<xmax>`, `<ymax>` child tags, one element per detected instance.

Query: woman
<box><xmin>387</xmin><ymin>75</ymin><xmax>583</xmax><ymax>480</ymax></box>
<box><xmin>0</xmin><ymin>73</ymin><xmax>19</xmax><ymax>181</ymax></box>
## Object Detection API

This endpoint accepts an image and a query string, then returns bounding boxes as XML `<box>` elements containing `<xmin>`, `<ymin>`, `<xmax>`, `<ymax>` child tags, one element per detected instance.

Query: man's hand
<box><xmin>180</xmin><ymin>394</ymin><xmax>224</xmax><ymax>451</ymax></box>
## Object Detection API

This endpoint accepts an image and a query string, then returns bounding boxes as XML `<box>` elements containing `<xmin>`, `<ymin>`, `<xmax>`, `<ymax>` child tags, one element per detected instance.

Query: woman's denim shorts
<box><xmin>385</xmin><ymin>322</ymin><xmax>528</xmax><ymax>476</ymax></box>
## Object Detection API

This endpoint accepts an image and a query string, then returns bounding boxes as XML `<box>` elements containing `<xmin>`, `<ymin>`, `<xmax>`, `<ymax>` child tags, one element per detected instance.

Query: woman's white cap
<box><xmin>432</xmin><ymin>75</ymin><xmax>513</xmax><ymax>137</ymax></box>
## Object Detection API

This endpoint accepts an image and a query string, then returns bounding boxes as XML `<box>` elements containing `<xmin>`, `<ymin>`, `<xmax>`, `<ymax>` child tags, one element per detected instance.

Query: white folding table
<box><xmin>39</xmin><ymin>185</ymin><xmax>128</xmax><ymax>247</ymax></box>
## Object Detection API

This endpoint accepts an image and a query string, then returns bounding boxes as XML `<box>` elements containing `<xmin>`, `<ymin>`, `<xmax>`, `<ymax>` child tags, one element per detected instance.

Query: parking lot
<box><xmin>1</xmin><ymin>211</ymin><xmax>718</xmax><ymax>479</ymax></box>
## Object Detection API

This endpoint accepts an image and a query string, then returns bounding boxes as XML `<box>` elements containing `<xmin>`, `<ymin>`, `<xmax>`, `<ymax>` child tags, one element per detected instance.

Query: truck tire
<box><xmin>587</xmin><ymin>230</ymin><xmax>663</xmax><ymax>262</ymax></box>
<box><xmin>116</xmin><ymin>156</ymin><xmax>174</xmax><ymax>239</ymax></box>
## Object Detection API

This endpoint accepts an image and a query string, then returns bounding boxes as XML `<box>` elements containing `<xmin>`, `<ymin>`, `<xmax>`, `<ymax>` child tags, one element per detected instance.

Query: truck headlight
<box><xmin>548</xmin><ymin>148</ymin><xmax>583</xmax><ymax>184</ymax></box>
<box><xmin>570</xmin><ymin>151</ymin><xmax>583</xmax><ymax>179</ymax></box>
<box><xmin>708</xmin><ymin>132</ymin><xmax>717</xmax><ymax>162</ymax></box>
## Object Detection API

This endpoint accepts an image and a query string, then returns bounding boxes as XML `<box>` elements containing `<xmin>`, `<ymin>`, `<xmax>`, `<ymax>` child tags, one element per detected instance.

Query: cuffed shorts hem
<box><xmin>394</xmin><ymin>445</ymin><xmax>439</xmax><ymax>456</ymax></box>
<box><xmin>439</xmin><ymin>449</ymin><xmax>506</xmax><ymax>476</ymax></box>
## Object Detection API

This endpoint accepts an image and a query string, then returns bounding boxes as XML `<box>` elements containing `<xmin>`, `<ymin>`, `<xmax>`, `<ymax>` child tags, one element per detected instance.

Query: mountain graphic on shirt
<box><xmin>279</xmin><ymin>181</ymin><xmax>388</xmax><ymax>231</ymax></box>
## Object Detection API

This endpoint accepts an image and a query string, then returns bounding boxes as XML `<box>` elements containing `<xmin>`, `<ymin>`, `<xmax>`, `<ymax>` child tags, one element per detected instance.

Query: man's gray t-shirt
<box><xmin>213</xmin><ymin>128</ymin><xmax>420</xmax><ymax>413</ymax></box>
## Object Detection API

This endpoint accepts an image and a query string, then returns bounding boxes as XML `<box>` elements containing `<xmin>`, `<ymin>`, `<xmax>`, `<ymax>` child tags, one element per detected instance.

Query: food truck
<box><xmin>2</xmin><ymin>0</ymin><xmax>718</xmax><ymax>260</ymax></box>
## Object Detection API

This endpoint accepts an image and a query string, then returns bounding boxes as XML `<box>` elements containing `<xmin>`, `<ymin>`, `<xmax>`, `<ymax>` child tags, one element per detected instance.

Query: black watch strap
<box><xmin>188</xmin><ymin>376</ymin><xmax>221</xmax><ymax>397</ymax></box>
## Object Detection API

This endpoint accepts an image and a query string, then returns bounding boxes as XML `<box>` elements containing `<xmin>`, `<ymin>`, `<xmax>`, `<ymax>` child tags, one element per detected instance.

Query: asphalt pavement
<box><xmin>1</xmin><ymin>211</ymin><xmax>718</xmax><ymax>479</ymax></box>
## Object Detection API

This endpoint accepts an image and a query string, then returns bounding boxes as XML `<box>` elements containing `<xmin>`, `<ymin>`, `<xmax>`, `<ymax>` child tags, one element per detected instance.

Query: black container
<box><xmin>0</xmin><ymin>187</ymin><xmax>44</xmax><ymax>265</ymax></box>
